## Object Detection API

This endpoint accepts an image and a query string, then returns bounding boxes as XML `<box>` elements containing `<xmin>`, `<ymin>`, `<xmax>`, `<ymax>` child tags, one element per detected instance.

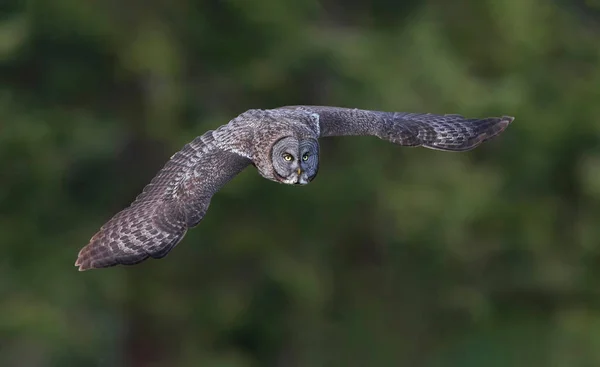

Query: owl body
<box><xmin>75</xmin><ymin>105</ymin><xmax>514</xmax><ymax>270</ymax></box>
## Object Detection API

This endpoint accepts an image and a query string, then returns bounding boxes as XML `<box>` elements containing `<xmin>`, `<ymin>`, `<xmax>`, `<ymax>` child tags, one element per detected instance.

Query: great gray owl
<box><xmin>75</xmin><ymin>106</ymin><xmax>514</xmax><ymax>271</ymax></box>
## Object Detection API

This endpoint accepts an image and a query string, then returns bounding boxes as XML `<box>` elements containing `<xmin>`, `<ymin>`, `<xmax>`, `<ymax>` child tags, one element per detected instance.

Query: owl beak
<box><xmin>296</xmin><ymin>168</ymin><xmax>302</xmax><ymax>175</ymax></box>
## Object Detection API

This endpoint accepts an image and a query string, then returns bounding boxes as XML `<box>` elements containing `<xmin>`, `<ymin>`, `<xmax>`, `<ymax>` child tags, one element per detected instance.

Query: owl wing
<box><xmin>279</xmin><ymin>106</ymin><xmax>514</xmax><ymax>151</ymax></box>
<box><xmin>75</xmin><ymin>128</ymin><xmax>252</xmax><ymax>271</ymax></box>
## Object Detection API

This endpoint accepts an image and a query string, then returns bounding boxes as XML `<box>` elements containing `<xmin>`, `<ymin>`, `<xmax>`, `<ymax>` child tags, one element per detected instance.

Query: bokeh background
<box><xmin>2</xmin><ymin>0</ymin><xmax>600</xmax><ymax>366</ymax></box>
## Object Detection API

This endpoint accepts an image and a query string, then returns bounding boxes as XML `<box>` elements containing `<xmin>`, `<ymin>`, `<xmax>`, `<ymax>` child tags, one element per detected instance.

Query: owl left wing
<box><xmin>278</xmin><ymin>106</ymin><xmax>514</xmax><ymax>152</ymax></box>
<box><xmin>75</xmin><ymin>127</ymin><xmax>252</xmax><ymax>271</ymax></box>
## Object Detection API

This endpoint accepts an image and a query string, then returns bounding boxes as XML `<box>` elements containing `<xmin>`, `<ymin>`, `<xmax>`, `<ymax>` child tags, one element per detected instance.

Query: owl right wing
<box><xmin>279</xmin><ymin>106</ymin><xmax>514</xmax><ymax>152</ymax></box>
<box><xmin>75</xmin><ymin>128</ymin><xmax>252</xmax><ymax>271</ymax></box>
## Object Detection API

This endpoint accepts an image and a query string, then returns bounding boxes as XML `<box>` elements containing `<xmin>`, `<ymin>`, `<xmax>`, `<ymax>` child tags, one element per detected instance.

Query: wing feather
<box><xmin>75</xmin><ymin>129</ymin><xmax>251</xmax><ymax>271</ymax></box>
<box><xmin>279</xmin><ymin>106</ymin><xmax>514</xmax><ymax>151</ymax></box>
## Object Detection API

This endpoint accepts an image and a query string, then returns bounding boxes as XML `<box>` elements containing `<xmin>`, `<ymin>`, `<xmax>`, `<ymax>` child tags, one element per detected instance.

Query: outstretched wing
<box><xmin>75</xmin><ymin>130</ymin><xmax>251</xmax><ymax>271</ymax></box>
<box><xmin>279</xmin><ymin>106</ymin><xmax>514</xmax><ymax>151</ymax></box>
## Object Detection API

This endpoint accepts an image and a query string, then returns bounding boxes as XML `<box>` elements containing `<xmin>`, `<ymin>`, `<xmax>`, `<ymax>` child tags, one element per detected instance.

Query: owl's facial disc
<box><xmin>271</xmin><ymin>137</ymin><xmax>319</xmax><ymax>185</ymax></box>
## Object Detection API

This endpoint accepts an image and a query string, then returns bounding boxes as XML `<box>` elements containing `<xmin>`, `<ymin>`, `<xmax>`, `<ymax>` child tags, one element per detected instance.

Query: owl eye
<box><xmin>302</xmin><ymin>153</ymin><xmax>309</xmax><ymax>161</ymax></box>
<box><xmin>282</xmin><ymin>153</ymin><xmax>293</xmax><ymax>161</ymax></box>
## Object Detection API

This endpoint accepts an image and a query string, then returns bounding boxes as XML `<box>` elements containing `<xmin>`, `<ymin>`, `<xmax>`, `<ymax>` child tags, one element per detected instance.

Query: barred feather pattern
<box><xmin>279</xmin><ymin>106</ymin><xmax>514</xmax><ymax>151</ymax></box>
<box><xmin>75</xmin><ymin>129</ymin><xmax>251</xmax><ymax>270</ymax></box>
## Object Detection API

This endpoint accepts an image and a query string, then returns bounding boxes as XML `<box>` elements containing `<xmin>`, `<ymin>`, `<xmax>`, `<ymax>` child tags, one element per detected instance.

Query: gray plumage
<box><xmin>75</xmin><ymin>106</ymin><xmax>514</xmax><ymax>270</ymax></box>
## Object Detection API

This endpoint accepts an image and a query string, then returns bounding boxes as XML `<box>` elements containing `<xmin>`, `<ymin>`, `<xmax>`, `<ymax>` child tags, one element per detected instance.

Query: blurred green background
<box><xmin>2</xmin><ymin>0</ymin><xmax>600</xmax><ymax>366</ymax></box>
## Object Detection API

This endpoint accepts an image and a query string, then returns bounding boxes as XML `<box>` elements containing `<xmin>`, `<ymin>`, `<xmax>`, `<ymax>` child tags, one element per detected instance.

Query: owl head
<box><xmin>270</xmin><ymin>136</ymin><xmax>319</xmax><ymax>185</ymax></box>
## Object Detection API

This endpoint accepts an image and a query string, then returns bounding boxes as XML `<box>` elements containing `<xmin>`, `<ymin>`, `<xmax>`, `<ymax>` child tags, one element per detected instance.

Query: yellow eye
<box><xmin>283</xmin><ymin>153</ymin><xmax>293</xmax><ymax>161</ymax></box>
<box><xmin>302</xmin><ymin>153</ymin><xmax>309</xmax><ymax>161</ymax></box>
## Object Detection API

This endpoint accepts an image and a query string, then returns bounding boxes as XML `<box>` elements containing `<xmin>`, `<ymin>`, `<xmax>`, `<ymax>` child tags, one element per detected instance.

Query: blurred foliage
<box><xmin>2</xmin><ymin>0</ymin><xmax>600</xmax><ymax>366</ymax></box>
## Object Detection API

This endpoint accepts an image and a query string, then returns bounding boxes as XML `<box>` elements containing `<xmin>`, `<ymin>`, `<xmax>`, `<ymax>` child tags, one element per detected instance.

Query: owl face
<box><xmin>270</xmin><ymin>136</ymin><xmax>319</xmax><ymax>185</ymax></box>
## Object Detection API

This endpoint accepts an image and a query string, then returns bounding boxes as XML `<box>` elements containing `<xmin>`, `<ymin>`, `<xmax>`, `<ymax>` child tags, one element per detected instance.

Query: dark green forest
<box><xmin>3</xmin><ymin>0</ymin><xmax>600</xmax><ymax>366</ymax></box>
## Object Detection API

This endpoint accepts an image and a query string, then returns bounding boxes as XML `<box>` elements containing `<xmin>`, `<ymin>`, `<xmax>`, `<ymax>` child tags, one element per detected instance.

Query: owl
<box><xmin>75</xmin><ymin>106</ymin><xmax>514</xmax><ymax>270</ymax></box>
